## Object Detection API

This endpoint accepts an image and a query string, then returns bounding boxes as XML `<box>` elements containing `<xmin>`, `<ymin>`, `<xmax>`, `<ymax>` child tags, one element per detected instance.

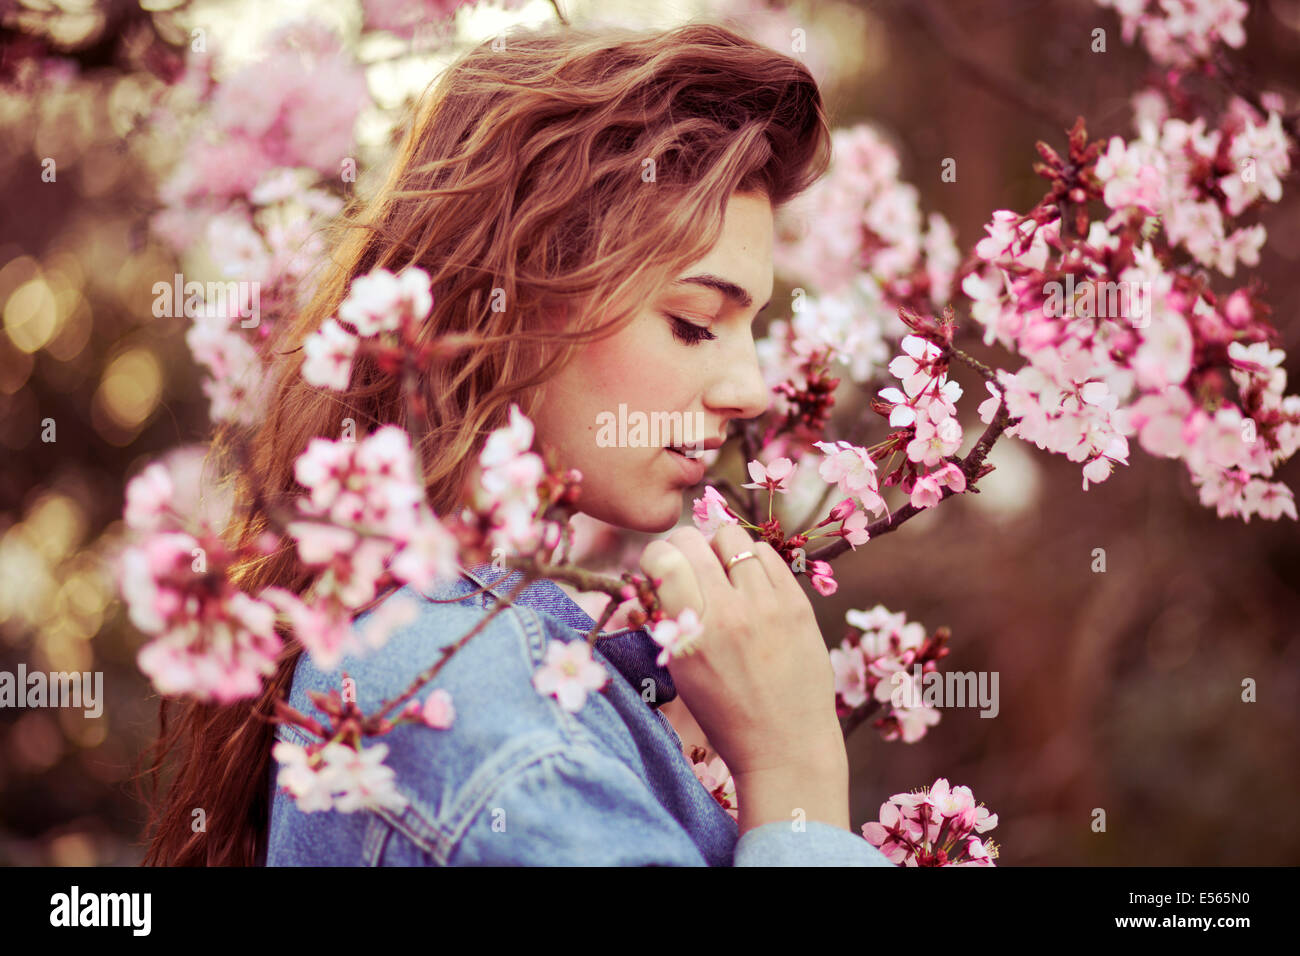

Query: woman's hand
<box><xmin>638</xmin><ymin>525</ymin><xmax>847</xmax><ymax>785</ymax></box>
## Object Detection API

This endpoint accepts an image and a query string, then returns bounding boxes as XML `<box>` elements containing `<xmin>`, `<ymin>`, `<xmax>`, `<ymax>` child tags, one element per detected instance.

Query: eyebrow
<box><xmin>672</xmin><ymin>274</ymin><xmax>772</xmax><ymax>313</ymax></box>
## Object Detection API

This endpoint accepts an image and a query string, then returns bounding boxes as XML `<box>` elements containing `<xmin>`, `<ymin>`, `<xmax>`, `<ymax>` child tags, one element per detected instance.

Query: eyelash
<box><xmin>666</xmin><ymin>314</ymin><xmax>717</xmax><ymax>346</ymax></box>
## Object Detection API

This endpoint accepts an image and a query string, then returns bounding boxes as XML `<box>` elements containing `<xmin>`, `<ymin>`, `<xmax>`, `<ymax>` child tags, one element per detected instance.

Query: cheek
<box><xmin>577</xmin><ymin>323</ymin><xmax>691</xmax><ymax>413</ymax></box>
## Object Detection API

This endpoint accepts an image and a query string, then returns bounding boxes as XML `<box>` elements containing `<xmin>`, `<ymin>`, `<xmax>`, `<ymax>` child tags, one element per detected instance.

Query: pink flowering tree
<box><xmin>115</xmin><ymin>0</ymin><xmax>1300</xmax><ymax>866</ymax></box>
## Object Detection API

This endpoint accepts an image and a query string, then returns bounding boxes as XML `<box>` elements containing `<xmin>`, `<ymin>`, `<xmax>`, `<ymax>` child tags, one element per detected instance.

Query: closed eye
<box><xmin>666</xmin><ymin>313</ymin><xmax>717</xmax><ymax>346</ymax></box>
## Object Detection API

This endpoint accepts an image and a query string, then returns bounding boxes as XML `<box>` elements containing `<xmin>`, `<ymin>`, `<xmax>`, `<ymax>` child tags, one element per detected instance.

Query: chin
<box><xmin>585</xmin><ymin>490</ymin><xmax>685</xmax><ymax>535</ymax></box>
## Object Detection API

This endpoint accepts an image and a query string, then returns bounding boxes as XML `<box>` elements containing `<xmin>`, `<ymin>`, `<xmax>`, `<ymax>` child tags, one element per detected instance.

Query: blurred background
<box><xmin>0</xmin><ymin>0</ymin><xmax>1297</xmax><ymax>865</ymax></box>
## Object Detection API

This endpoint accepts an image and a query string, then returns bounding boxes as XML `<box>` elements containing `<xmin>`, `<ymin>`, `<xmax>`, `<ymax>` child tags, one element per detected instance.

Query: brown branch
<box><xmin>584</xmin><ymin>598</ymin><xmax>620</xmax><ymax>646</ymax></box>
<box><xmin>841</xmin><ymin>698</ymin><xmax>883</xmax><ymax>743</ymax></box>
<box><xmin>807</xmin><ymin>385</ymin><xmax>1019</xmax><ymax>563</ymax></box>
<box><xmin>505</xmin><ymin>554</ymin><xmax>626</xmax><ymax>602</ymax></box>
<box><xmin>371</xmin><ymin>572</ymin><xmax>533</xmax><ymax>724</ymax></box>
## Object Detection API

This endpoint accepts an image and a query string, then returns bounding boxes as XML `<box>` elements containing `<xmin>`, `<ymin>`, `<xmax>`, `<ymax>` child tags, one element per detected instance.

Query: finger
<box><xmin>639</xmin><ymin>538</ymin><xmax>705</xmax><ymax>618</ymax></box>
<box><xmin>663</xmin><ymin>526</ymin><xmax>733</xmax><ymax>602</ymax></box>
<box><xmin>750</xmin><ymin>540</ymin><xmax>805</xmax><ymax>602</ymax></box>
<box><xmin>709</xmin><ymin>523</ymin><xmax>771</xmax><ymax>590</ymax></box>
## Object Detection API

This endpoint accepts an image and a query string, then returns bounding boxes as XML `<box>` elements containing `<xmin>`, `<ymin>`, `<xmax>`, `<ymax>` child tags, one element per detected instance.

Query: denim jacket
<box><xmin>265</xmin><ymin>563</ymin><xmax>896</xmax><ymax>866</ymax></box>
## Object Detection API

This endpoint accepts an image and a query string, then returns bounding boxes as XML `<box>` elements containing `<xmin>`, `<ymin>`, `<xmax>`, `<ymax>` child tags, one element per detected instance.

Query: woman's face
<box><xmin>531</xmin><ymin>190</ymin><xmax>774</xmax><ymax>533</ymax></box>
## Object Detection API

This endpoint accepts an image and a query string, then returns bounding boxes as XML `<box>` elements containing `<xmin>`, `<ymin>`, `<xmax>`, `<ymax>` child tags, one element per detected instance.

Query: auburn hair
<box><xmin>138</xmin><ymin>19</ymin><xmax>832</xmax><ymax>865</ymax></box>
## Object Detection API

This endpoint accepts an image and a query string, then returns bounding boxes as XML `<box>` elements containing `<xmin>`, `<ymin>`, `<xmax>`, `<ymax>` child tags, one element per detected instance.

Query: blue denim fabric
<box><xmin>264</xmin><ymin>563</ymin><xmax>896</xmax><ymax>866</ymax></box>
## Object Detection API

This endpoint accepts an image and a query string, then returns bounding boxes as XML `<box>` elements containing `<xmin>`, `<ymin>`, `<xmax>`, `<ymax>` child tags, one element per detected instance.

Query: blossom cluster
<box><xmin>120</xmin><ymin>462</ymin><xmax>283</xmax><ymax>702</ymax></box>
<box><xmin>1095</xmin><ymin>0</ymin><xmax>1248</xmax><ymax>69</ymax></box>
<box><xmin>272</xmin><ymin>739</ymin><xmax>409</xmax><ymax>815</ymax></box>
<box><xmin>473</xmin><ymin>404</ymin><xmax>569</xmax><ymax>557</ymax></box>
<box><xmin>265</xmin><ymin>425</ymin><xmax>461</xmax><ymax>671</ymax></box>
<box><xmin>760</xmin><ymin>123</ymin><xmax>960</xmax><ymax>391</ymax></box>
<box><xmin>151</xmin><ymin>20</ymin><xmax>366</xmax><ymax>427</ymax></box>
<box><xmin>961</xmin><ymin>94</ymin><xmax>1298</xmax><ymax>517</ymax></box>
<box><xmin>862</xmin><ymin>777</ymin><xmax>999</xmax><ymax>866</ymax></box>
<box><xmin>688</xmin><ymin>746</ymin><xmax>739</xmax><ymax>822</ymax></box>
<box><xmin>300</xmin><ymin>265</ymin><xmax>436</xmax><ymax>391</ymax></box>
<box><xmin>830</xmin><ymin>604</ymin><xmax>948</xmax><ymax>744</ymax></box>
<box><xmin>119</xmin><ymin>426</ymin><xmax>464</xmax><ymax>701</ymax></box>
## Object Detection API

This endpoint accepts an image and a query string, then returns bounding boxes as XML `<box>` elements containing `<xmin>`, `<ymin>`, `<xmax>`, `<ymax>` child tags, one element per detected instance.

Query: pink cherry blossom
<box><xmin>262</xmin><ymin>587</ymin><xmax>367</xmax><ymax>673</ymax></box>
<box><xmin>361</xmin><ymin>0</ymin><xmax>471</xmax><ymax>37</ymax></box>
<box><xmin>841</xmin><ymin>510</ymin><xmax>871</xmax><ymax>549</ymax></box>
<box><xmin>814</xmin><ymin>440</ymin><xmax>886</xmax><ymax>516</ymax></box>
<box><xmin>274</xmin><ymin>739</ymin><xmax>408</xmax><ymax>816</ymax></box>
<box><xmin>648</xmin><ymin>608</ymin><xmax>705</xmax><ymax>666</ymax></box>
<box><xmin>863</xmin><ymin>777</ymin><xmax>999</xmax><ymax>866</ymax></box>
<box><xmin>472</xmin><ymin>407</ymin><xmax>555</xmax><ymax>554</ymax></box>
<box><xmin>772</xmin><ymin>122</ymin><xmax>957</xmax><ymax>308</ymax></box>
<box><xmin>302</xmin><ymin>318</ymin><xmax>358</xmax><ymax>391</ymax></box>
<box><xmin>389</xmin><ymin>510</ymin><xmax>460</xmax><ymax>593</ymax></box>
<box><xmin>338</xmin><ymin>266</ymin><xmax>433</xmax><ymax>337</ymax></box>
<box><xmin>1222</xmin><ymin>110</ymin><xmax>1291</xmax><ymax>214</ymax></box>
<box><xmin>532</xmin><ymin>640</ymin><xmax>608</xmax><ymax>713</ymax></box>
<box><xmin>692</xmin><ymin>486</ymin><xmax>740</xmax><ymax>535</ymax></box>
<box><xmin>293</xmin><ymin>426</ymin><xmax>424</xmax><ymax>543</ymax></box>
<box><xmin>690</xmin><ymin>753</ymin><xmax>738</xmax><ymax>821</ymax></box>
<box><xmin>122</xmin><ymin>532</ymin><xmax>283</xmax><ymax>702</ymax></box>
<box><xmin>888</xmin><ymin>334</ymin><xmax>945</xmax><ymax>396</ymax></box>
<box><xmin>891</xmin><ymin>703</ymin><xmax>942</xmax><ymax>744</ymax></box>
<box><xmin>861</xmin><ymin>801</ymin><xmax>922</xmax><ymax>865</ymax></box>
<box><xmin>1095</xmin><ymin>135</ymin><xmax>1165</xmax><ymax>213</ymax></box>
<box><xmin>906</xmin><ymin>415</ymin><xmax>963</xmax><ymax>467</ymax></box>
<box><xmin>809</xmin><ymin>559</ymin><xmax>837</xmax><ymax>596</ymax></box>
<box><xmin>741</xmin><ymin>457</ymin><xmax>796</xmax><ymax>493</ymax></box>
<box><xmin>830</xmin><ymin>644</ymin><xmax>869</xmax><ymax>709</ymax></box>
<box><xmin>421</xmin><ymin>688</ymin><xmax>456</xmax><ymax>729</ymax></box>
<box><xmin>124</xmin><ymin>463</ymin><xmax>175</xmax><ymax>533</ymax></box>
<box><xmin>910</xmin><ymin>461</ymin><xmax>966</xmax><ymax>510</ymax></box>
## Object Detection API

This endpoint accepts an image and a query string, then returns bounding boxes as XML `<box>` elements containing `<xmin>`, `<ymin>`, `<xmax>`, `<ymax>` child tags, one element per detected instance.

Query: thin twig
<box><xmin>585</xmin><ymin>597</ymin><xmax>621</xmax><ymax>646</ymax></box>
<box><xmin>372</xmin><ymin>573</ymin><xmax>533</xmax><ymax>723</ymax></box>
<box><xmin>807</xmin><ymin>392</ymin><xmax>1020</xmax><ymax>562</ymax></box>
<box><xmin>841</xmin><ymin>699</ymin><xmax>883</xmax><ymax>743</ymax></box>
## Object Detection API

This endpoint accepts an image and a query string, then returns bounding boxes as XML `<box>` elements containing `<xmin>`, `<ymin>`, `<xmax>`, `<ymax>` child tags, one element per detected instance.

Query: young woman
<box><xmin>142</xmin><ymin>20</ymin><xmax>895</xmax><ymax>867</ymax></box>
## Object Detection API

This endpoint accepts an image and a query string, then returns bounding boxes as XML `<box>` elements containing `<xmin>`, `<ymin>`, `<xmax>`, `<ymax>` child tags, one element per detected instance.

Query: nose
<box><xmin>703</xmin><ymin>328</ymin><xmax>771</xmax><ymax>422</ymax></box>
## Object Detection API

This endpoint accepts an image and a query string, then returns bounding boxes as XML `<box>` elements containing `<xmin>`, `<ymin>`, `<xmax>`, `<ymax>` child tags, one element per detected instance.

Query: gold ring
<box><xmin>725</xmin><ymin>550</ymin><xmax>757</xmax><ymax>571</ymax></box>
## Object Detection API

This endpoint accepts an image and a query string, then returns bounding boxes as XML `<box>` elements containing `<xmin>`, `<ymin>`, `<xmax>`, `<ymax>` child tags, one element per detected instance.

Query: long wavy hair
<box><xmin>138</xmin><ymin>19</ymin><xmax>832</xmax><ymax>866</ymax></box>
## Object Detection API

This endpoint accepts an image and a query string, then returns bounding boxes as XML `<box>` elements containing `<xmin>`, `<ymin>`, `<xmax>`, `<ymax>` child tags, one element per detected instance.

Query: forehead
<box><xmin>667</xmin><ymin>192</ymin><xmax>774</xmax><ymax>308</ymax></box>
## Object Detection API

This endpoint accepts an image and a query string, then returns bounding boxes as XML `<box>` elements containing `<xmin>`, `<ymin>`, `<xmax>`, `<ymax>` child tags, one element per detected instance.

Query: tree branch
<box><xmin>807</xmin><ymin>378</ymin><xmax>1019</xmax><ymax>563</ymax></box>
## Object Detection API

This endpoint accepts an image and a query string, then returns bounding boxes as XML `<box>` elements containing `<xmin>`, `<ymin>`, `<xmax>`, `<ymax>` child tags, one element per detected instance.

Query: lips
<box><xmin>666</xmin><ymin>445</ymin><xmax>705</xmax><ymax>458</ymax></box>
<box><xmin>663</xmin><ymin>436</ymin><xmax>725</xmax><ymax>457</ymax></box>
<box><xmin>664</xmin><ymin>446</ymin><xmax>708</xmax><ymax>483</ymax></box>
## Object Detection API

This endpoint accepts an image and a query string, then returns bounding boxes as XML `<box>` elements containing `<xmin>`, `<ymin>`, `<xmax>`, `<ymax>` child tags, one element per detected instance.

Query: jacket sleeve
<box><xmin>439</xmin><ymin>739</ymin><xmax>897</xmax><ymax>867</ymax></box>
<box><xmin>735</xmin><ymin>821</ymin><xmax>898</xmax><ymax>866</ymax></box>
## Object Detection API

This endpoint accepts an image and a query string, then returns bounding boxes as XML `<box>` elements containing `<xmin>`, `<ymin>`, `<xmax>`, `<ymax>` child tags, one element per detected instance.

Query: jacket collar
<box><xmin>459</xmin><ymin>563</ymin><xmax>677</xmax><ymax>706</ymax></box>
